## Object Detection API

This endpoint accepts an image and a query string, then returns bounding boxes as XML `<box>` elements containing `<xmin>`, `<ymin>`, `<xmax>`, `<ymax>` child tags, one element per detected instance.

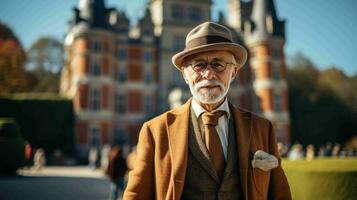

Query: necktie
<box><xmin>201</xmin><ymin>111</ymin><xmax>225</xmax><ymax>180</ymax></box>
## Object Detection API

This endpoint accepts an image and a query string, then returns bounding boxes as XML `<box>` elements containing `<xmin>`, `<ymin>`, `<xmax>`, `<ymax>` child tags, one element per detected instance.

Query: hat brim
<box><xmin>172</xmin><ymin>42</ymin><xmax>248</xmax><ymax>71</ymax></box>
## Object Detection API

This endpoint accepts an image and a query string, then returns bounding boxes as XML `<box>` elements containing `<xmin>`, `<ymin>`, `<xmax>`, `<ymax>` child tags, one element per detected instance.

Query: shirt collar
<box><xmin>192</xmin><ymin>97</ymin><xmax>231</xmax><ymax>119</ymax></box>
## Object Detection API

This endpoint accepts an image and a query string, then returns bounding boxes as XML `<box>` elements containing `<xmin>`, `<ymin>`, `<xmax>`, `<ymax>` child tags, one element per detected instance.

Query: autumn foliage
<box><xmin>0</xmin><ymin>22</ymin><xmax>28</xmax><ymax>93</ymax></box>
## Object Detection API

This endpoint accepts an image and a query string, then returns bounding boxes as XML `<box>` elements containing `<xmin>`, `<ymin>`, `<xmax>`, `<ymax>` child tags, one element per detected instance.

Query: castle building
<box><xmin>60</xmin><ymin>0</ymin><xmax>290</xmax><ymax>157</ymax></box>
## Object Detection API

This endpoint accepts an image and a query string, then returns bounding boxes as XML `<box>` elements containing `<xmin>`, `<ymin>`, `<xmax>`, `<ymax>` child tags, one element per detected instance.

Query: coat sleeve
<box><xmin>123</xmin><ymin>123</ymin><xmax>155</xmax><ymax>200</ymax></box>
<box><xmin>267</xmin><ymin>121</ymin><xmax>292</xmax><ymax>200</ymax></box>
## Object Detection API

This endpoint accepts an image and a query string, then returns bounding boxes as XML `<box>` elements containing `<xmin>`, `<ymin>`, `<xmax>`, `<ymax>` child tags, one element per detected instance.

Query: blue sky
<box><xmin>0</xmin><ymin>0</ymin><xmax>356</xmax><ymax>76</ymax></box>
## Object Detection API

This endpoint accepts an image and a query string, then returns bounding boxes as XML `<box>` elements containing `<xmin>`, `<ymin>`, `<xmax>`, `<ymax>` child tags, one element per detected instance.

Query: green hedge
<box><xmin>0</xmin><ymin>94</ymin><xmax>74</xmax><ymax>153</ymax></box>
<box><xmin>282</xmin><ymin>159</ymin><xmax>357</xmax><ymax>200</ymax></box>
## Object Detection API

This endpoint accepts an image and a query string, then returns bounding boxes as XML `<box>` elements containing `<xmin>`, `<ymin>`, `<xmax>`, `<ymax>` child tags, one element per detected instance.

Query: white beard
<box><xmin>187</xmin><ymin>73</ymin><xmax>232</xmax><ymax>104</ymax></box>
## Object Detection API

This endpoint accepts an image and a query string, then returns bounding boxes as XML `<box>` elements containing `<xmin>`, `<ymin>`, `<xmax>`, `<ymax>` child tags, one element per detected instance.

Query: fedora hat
<box><xmin>172</xmin><ymin>21</ymin><xmax>248</xmax><ymax>71</ymax></box>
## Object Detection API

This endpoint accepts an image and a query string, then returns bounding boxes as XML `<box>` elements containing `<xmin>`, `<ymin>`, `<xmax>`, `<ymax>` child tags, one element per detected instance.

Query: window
<box><xmin>89</xmin><ymin>126</ymin><xmax>101</xmax><ymax>149</ymax></box>
<box><xmin>272</xmin><ymin>65</ymin><xmax>281</xmax><ymax>80</ymax></box>
<box><xmin>189</xmin><ymin>6</ymin><xmax>202</xmax><ymax>21</ymax></box>
<box><xmin>91</xmin><ymin>41</ymin><xmax>101</xmax><ymax>53</ymax></box>
<box><xmin>115</xmin><ymin>94</ymin><xmax>126</xmax><ymax>114</ymax></box>
<box><xmin>89</xmin><ymin>89</ymin><xmax>101</xmax><ymax>111</ymax></box>
<box><xmin>117</xmin><ymin>48</ymin><xmax>127</xmax><ymax>61</ymax></box>
<box><xmin>117</xmin><ymin>67</ymin><xmax>126</xmax><ymax>82</ymax></box>
<box><xmin>273</xmin><ymin>92</ymin><xmax>282</xmax><ymax>112</ymax></box>
<box><xmin>171</xmin><ymin>4</ymin><xmax>184</xmax><ymax>19</ymax></box>
<box><xmin>172</xmin><ymin>70</ymin><xmax>183</xmax><ymax>86</ymax></box>
<box><xmin>144</xmin><ymin>70</ymin><xmax>152</xmax><ymax>83</ymax></box>
<box><xmin>114</xmin><ymin>128</ymin><xmax>128</xmax><ymax>145</ymax></box>
<box><xmin>272</xmin><ymin>48</ymin><xmax>280</xmax><ymax>59</ymax></box>
<box><xmin>144</xmin><ymin>51</ymin><xmax>152</xmax><ymax>62</ymax></box>
<box><xmin>172</xmin><ymin>35</ymin><xmax>185</xmax><ymax>52</ymax></box>
<box><xmin>89</xmin><ymin>60</ymin><xmax>101</xmax><ymax>76</ymax></box>
<box><xmin>145</xmin><ymin>95</ymin><xmax>152</xmax><ymax>114</ymax></box>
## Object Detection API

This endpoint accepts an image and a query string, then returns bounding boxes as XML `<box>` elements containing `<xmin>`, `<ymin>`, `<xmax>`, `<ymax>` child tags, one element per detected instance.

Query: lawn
<box><xmin>282</xmin><ymin>158</ymin><xmax>357</xmax><ymax>200</ymax></box>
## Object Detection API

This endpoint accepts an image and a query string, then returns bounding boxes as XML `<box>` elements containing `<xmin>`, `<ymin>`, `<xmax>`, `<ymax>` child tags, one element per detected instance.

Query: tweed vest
<box><xmin>181</xmin><ymin>108</ymin><xmax>243</xmax><ymax>200</ymax></box>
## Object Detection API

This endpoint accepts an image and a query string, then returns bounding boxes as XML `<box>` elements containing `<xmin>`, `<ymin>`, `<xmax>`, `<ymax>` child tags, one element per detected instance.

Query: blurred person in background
<box><xmin>106</xmin><ymin>146</ymin><xmax>127</xmax><ymax>200</ymax></box>
<box><xmin>88</xmin><ymin>147</ymin><xmax>98</xmax><ymax>170</ymax></box>
<box><xmin>331</xmin><ymin>143</ymin><xmax>341</xmax><ymax>157</ymax></box>
<box><xmin>101</xmin><ymin>144</ymin><xmax>111</xmax><ymax>170</ymax></box>
<box><xmin>288</xmin><ymin>144</ymin><xmax>304</xmax><ymax>160</ymax></box>
<box><xmin>318</xmin><ymin>146</ymin><xmax>326</xmax><ymax>157</ymax></box>
<box><xmin>305</xmin><ymin>144</ymin><xmax>315</xmax><ymax>161</ymax></box>
<box><xmin>24</xmin><ymin>141</ymin><xmax>33</xmax><ymax>168</ymax></box>
<box><xmin>324</xmin><ymin>142</ymin><xmax>333</xmax><ymax>156</ymax></box>
<box><xmin>126</xmin><ymin>146</ymin><xmax>137</xmax><ymax>171</ymax></box>
<box><xmin>33</xmin><ymin>148</ymin><xmax>46</xmax><ymax>172</ymax></box>
<box><xmin>277</xmin><ymin>142</ymin><xmax>289</xmax><ymax>158</ymax></box>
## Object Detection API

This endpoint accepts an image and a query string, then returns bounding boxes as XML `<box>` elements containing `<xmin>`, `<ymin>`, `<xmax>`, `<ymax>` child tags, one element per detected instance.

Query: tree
<box><xmin>287</xmin><ymin>52</ymin><xmax>357</xmax><ymax>147</ymax></box>
<box><xmin>0</xmin><ymin>22</ymin><xmax>28</xmax><ymax>93</ymax></box>
<box><xmin>26</xmin><ymin>37</ymin><xmax>64</xmax><ymax>93</ymax></box>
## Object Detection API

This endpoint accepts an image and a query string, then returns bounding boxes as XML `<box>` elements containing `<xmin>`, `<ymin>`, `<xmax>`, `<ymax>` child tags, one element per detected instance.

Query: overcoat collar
<box><xmin>166</xmin><ymin>98</ymin><xmax>252</xmax><ymax>200</ymax></box>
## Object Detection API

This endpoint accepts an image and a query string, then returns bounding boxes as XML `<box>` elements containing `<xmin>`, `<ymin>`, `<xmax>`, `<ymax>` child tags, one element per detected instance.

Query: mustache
<box><xmin>194</xmin><ymin>80</ymin><xmax>224</xmax><ymax>90</ymax></box>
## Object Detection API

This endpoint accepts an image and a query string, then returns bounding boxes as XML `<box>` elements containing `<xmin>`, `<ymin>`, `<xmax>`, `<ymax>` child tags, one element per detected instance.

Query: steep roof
<box><xmin>250</xmin><ymin>0</ymin><xmax>285</xmax><ymax>41</ymax></box>
<box><xmin>74</xmin><ymin>0</ymin><xmax>109</xmax><ymax>29</ymax></box>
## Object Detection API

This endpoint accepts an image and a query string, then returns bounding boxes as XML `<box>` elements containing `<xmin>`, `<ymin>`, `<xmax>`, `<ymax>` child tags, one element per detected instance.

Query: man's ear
<box><xmin>231</xmin><ymin>66</ymin><xmax>239</xmax><ymax>79</ymax></box>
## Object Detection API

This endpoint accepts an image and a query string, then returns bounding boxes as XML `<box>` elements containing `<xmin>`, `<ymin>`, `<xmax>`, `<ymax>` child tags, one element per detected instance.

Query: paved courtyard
<box><xmin>0</xmin><ymin>166</ymin><xmax>112</xmax><ymax>200</ymax></box>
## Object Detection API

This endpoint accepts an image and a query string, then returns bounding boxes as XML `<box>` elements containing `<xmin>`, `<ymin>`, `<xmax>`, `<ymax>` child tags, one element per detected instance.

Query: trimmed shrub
<box><xmin>0</xmin><ymin>94</ymin><xmax>74</xmax><ymax>154</ymax></box>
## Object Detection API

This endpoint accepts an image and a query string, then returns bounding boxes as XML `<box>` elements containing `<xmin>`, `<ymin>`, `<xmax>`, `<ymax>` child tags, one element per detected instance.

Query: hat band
<box><xmin>185</xmin><ymin>36</ymin><xmax>232</xmax><ymax>50</ymax></box>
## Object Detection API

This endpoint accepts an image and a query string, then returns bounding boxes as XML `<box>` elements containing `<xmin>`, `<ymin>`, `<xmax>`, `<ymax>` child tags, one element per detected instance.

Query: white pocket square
<box><xmin>251</xmin><ymin>150</ymin><xmax>279</xmax><ymax>171</ymax></box>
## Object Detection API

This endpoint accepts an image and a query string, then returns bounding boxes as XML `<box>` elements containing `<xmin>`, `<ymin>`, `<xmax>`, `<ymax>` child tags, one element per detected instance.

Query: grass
<box><xmin>282</xmin><ymin>158</ymin><xmax>357</xmax><ymax>200</ymax></box>
<box><xmin>282</xmin><ymin>158</ymin><xmax>357</xmax><ymax>172</ymax></box>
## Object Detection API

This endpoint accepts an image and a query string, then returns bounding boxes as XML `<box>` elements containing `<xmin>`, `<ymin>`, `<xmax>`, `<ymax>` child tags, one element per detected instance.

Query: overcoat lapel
<box><xmin>230</xmin><ymin>103</ymin><xmax>252</xmax><ymax>200</ymax></box>
<box><xmin>166</xmin><ymin>98</ymin><xmax>191</xmax><ymax>200</ymax></box>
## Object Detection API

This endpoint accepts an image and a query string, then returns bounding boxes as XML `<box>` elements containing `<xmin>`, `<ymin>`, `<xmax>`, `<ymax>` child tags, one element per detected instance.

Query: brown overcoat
<box><xmin>123</xmin><ymin>98</ymin><xmax>291</xmax><ymax>200</ymax></box>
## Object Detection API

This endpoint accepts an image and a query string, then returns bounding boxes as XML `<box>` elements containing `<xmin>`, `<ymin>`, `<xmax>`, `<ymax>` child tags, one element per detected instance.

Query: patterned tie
<box><xmin>201</xmin><ymin>111</ymin><xmax>226</xmax><ymax>180</ymax></box>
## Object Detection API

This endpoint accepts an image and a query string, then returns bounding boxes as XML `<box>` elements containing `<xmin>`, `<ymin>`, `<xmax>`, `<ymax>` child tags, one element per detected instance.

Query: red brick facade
<box><xmin>101</xmin><ymin>85</ymin><xmax>109</xmax><ymax>110</ymax></box>
<box><xmin>128</xmin><ymin>64</ymin><xmax>142</xmax><ymax>81</ymax></box>
<box><xmin>128</xmin><ymin>91</ymin><xmax>142</xmax><ymax>113</ymax></box>
<box><xmin>78</xmin><ymin>84</ymin><xmax>88</xmax><ymax>110</ymax></box>
<box><xmin>101</xmin><ymin>122</ymin><xmax>110</xmax><ymax>144</ymax></box>
<box><xmin>77</xmin><ymin>122</ymin><xmax>88</xmax><ymax>145</ymax></box>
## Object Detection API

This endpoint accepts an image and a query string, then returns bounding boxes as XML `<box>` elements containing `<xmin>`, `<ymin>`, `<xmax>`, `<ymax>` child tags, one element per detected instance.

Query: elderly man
<box><xmin>123</xmin><ymin>22</ymin><xmax>291</xmax><ymax>200</ymax></box>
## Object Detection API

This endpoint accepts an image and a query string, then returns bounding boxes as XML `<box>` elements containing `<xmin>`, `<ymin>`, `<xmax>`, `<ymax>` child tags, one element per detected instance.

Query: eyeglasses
<box><xmin>185</xmin><ymin>60</ymin><xmax>236</xmax><ymax>73</ymax></box>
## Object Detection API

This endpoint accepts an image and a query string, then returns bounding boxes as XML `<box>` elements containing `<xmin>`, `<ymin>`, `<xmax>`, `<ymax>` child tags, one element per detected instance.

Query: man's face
<box><xmin>182</xmin><ymin>50</ymin><xmax>238</xmax><ymax>104</ymax></box>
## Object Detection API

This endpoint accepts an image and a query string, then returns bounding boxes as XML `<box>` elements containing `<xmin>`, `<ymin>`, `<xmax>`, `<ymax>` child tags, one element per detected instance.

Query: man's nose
<box><xmin>201</xmin><ymin>65</ymin><xmax>215</xmax><ymax>80</ymax></box>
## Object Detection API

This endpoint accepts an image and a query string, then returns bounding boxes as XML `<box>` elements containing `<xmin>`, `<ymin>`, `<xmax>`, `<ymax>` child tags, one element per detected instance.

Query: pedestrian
<box><xmin>331</xmin><ymin>143</ymin><xmax>341</xmax><ymax>157</ymax></box>
<box><xmin>305</xmin><ymin>144</ymin><xmax>315</xmax><ymax>160</ymax></box>
<box><xmin>33</xmin><ymin>148</ymin><xmax>46</xmax><ymax>172</ymax></box>
<box><xmin>106</xmin><ymin>146</ymin><xmax>127</xmax><ymax>200</ymax></box>
<box><xmin>101</xmin><ymin>144</ymin><xmax>111</xmax><ymax>170</ymax></box>
<box><xmin>123</xmin><ymin>22</ymin><xmax>291</xmax><ymax>200</ymax></box>
<box><xmin>24</xmin><ymin>141</ymin><xmax>32</xmax><ymax>168</ymax></box>
<box><xmin>288</xmin><ymin>143</ymin><xmax>304</xmax><ymax>160</ymax></box>
<box><xmin>88</xmin><ymin>147</ymin><xmax>98</xmax><ymax>170</ymax></box>
<box><xmin>126</xmin><ymin>146</ymin><xmax>137</xmax><ymax>171</ymax></box>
